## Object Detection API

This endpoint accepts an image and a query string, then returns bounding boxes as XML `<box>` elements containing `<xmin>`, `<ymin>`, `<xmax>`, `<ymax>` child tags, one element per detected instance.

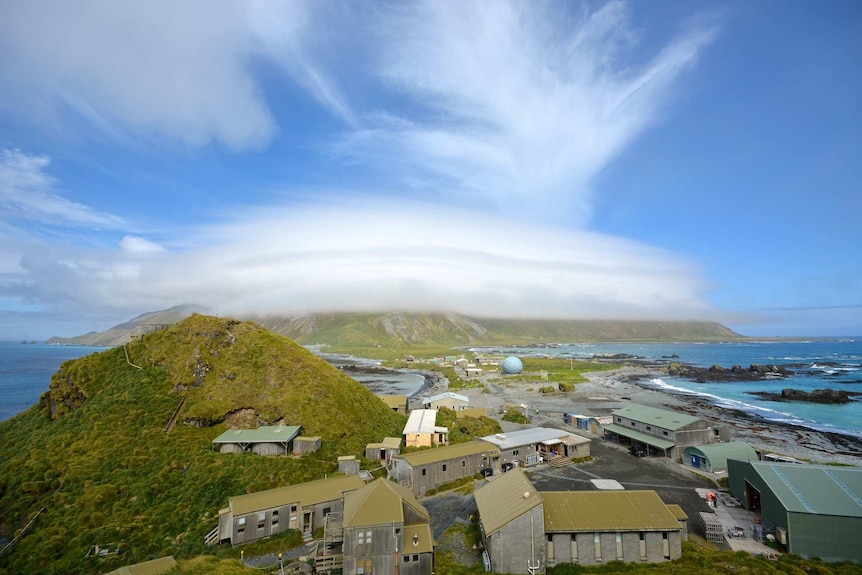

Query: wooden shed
<box><xmin>365</xmin><ymin>437</ymin><xmax>402</xmax><ymax>461</ymax></box>
<box><xmin>292</xmin><ymin>436</ymin><xmax>322</xmax><ymax>455</ymax></box>
<box><xmin>338</xmin><ymin>455</ymin><xmax>361</xmax><ymax>476</ymax></box>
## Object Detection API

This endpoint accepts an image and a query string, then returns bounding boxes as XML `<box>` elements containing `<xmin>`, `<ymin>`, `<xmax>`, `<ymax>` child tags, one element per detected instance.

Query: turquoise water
<box><xmin>0</xmin><ymin>342</ymin><xmax>106</xmax><ymax>421</ymax></box>
<box><xmin>470</xmin><ymin>339</ymin><xmax>862</xmax><ymax>439</ymax></box>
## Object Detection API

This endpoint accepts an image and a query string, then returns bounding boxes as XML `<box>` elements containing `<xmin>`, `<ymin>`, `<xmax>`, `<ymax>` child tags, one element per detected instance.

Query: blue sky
<box><xmin>0</xmin><ymin>0</ymin><xmax>860</xmax><ymax>340</ymax></box>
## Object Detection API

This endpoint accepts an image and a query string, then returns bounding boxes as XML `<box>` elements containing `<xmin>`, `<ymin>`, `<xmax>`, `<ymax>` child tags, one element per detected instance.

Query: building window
<box><xmin>616</xmin><ymin>417</ymin><xmax>621</xmax><ymax>423</ymax></box>
<box><xmin>323</xmin><ymin>507</ymin><xmax>331</xmax><ymax>516</ymax></box>
<box><xmin>272</xmin><ymin>510</ymin><xmax>279</xmax><ymax>518</ymax></box>
<box><xmin>639</xmin><ymin>532</ymin><xmax>646</xmax><ymax>560</ymax></box>
<box><xmin>356</xmin><ymin>558</ymin><xmax>372</xmax><ymax>575</ymax></box>
<box><xmin>594</xmin><ymin>533</ymin><xmax>602</xmax><ymax>562</ymax></box>
<box><xmin>290</xmin><ymin>505</ymin><xmax>297</xmax><ymax>512</ymax></box>
<box><xmin>571</xmin><ymin>534</ymin><xmax>578</xmax><ymax>562</ymax></box>
<box><xmin>258</xmin><ymin>512</ymin><xmax>266</xmax><ymax>522</ymax></box>
<box><xmin>421</xmin><ymin>468</ymin><xmax>426</xmax><ymax>476</ymax></box>
<box><xmin>615</xmin><ymin>533</ymin><xmax>623</xmax><ymax>560</ymax></box>
<box><xmin>442</xmin><ymin>464</ymin><xmax>447</xmax><ymax>472</ymax></box>
<box><xmin>358</xmin><ymin>530</ymin><xmax>373</xmax><ymax>546</ymax></box>
<box><xmin>238</xmin><ymin>517</ymin><xmax>246</xmax><ymax>526</ymax></box>
<box><xmin>462</xmin><ymin>460</ymin><xmax>466</xmax><ymax>467</ymax></box>
<box><xmin>663</xmin><ymin>431</ymin><xmax>668</xmax><ymax>436</ymax></box>
<box><xmin>547</xmin><ymin>534</ymin><xmax>554</xmax><ymax>561</ymax></box>
<box><xmin>404</xmin><ymin>555</ymin><xmax>411</xmax><ymax>563</ymax></box>
<box><xmin>630</xmin><ymin>421</ymin><xmax>636</xmax><ymax>426</ymax></box>
<box><xmin>412</xmin><ymin>555</ymin><xmax>418</xmax><ymax>561</ymax></box>
<box><xmin>662</xmin><ymin>532</ymin><xmax>670</xmax><ymax>559</ymax></box>
<box><xmin>646</xmin><ymin>426</ymin><xmax>651</xmax><ymax>431</ymax></box>
<box><xmin>513</xmin><ymin>450</ymin><xmax>519</xmax><ymax>456</ymax></box>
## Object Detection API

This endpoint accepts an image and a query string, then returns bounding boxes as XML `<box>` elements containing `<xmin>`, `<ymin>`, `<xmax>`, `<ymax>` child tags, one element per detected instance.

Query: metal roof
<box><xmin>403</xmin><ymin>409</ymin><xmax>438</xmax><ymax>434</ymax></box>
<box><xmin>367</xmin><ymin>437</ymin><xmax>402</xmax><ymax>449</ymax></box>
<box><xmin>229</xmin><ymin>475</ymin><xmax>364</xmax><ymax>516</ymax></box>
<box><xmin>665</xmin><ymin>504</ymin><xmax>688</xmax><ymax>521</ymax></box>
<box><xmin>744</xmin><ymin>461</ymin><xmax>862</xmax><ymax>517</ymax></box>
<box><xmin>423</xmin><ymin>392</ymin><xmax>469</xmax><ymax>404</ymax></box>
<box><xmin>212</xmin><ymin>425</ymin><xmax>301</xmax><ymax>444</ymax></box>
<box><xmin>395</xmin><ymin>441</ymin><xmax>499</xmax><ymax>466</ymax></box>
<box><xmin>379</xmin><ymin>395</ymin><xmax>408</xmax><ymax>409</ymax></box>
<box><xmin>542</xmin><ymin>491</ymin><xmax>681</xmax><ymax>532</ymax></box>
<box><xmin>474</xmin><ymin>468</ymin><xmax>542</xmax><ymax>535</ymax></box>
<box><xmin>479</xmin><ymin>427</ymin><xmax>588</xmax><ymax>450</ymax></box>
<box><xmin>611</xmin><ymin>404</ymin><xmax>701</xmax><ymax>430</ymax></box>
<box><xmin>343</xmin><ymin>478</ymin><xmax>429</xmax><ymax>527</ymax></box>
<box><xmin>102</xmin><ymin>556</ymin><xmax>177</xmax><ymax>575</ymax></box>
<box><xmin>403</xmin><ymin>523</ymin><xmax>435</xmax><ymax>554</ymax></box>
<box><xmin>603</xmin><ymin>424</ymin><xmax>675</xmax><ymax>450</ymax></box>
<box><xmin>682</xmin><ymin>442</ymin><xmax>758</xmax><ymax>471</ymax></box>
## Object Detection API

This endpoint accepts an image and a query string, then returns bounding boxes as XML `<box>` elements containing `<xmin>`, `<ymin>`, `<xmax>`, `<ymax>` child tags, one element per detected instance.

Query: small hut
<box><xmin>338</xmin><ymin>455</ymin><xmax>361</xmax><ymax>476</ymax></box>
<box><xmin>293</xmin><ymin>436</ymin><xmax>322</xmax><ymax>455</ymax></box>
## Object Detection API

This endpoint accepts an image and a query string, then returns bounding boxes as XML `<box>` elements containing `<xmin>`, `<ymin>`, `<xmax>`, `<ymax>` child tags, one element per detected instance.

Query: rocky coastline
<box><xmin>747</xmin><ymin>387</ymin><xmax>862</xmax><ymax>404</ymax></box>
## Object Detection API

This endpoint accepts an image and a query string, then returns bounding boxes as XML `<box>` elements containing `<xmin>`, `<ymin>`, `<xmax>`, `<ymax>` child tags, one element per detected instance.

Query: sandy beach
<box><xmin>422</xmin><ymin>366</ymin><xmax>862</xmax><ymax>466</ymax></box>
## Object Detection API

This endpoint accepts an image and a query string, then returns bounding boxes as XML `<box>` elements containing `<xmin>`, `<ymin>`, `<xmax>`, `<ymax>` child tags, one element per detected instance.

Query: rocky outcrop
<box><xmin>666</xmin><ymin>362</ymin><xmax>792</xmax><ymax>383</ymax></box>
<box><xmin>748</xmin><ymin>388</ymin><xmax>862</xmax><ymax>404</ymax></box>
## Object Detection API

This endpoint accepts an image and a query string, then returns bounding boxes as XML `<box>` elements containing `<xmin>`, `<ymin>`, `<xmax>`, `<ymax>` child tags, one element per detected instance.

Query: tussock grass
<box><xmin>0</xmin><ymin>315</ymin><xmax>404</xmax><ymax>574</ymax></box>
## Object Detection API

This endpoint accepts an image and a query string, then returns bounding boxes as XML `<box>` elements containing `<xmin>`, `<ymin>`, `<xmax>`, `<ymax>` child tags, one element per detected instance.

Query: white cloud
<box><xmin>0</xmin><ymin>0</ymin><xmax>277</xmax><ymax>150</ymax></box>
<box><xmin>1</xmin><ymin>201</ymin><xmax>713</xmax><ymax>327</ymax></box>
<box><xmin>0</xmin><ymin>148</ymin><xmax>125</xmax><ymax>231</ymax></box>
<box><xmin>336</xmin><ymin>1</ymin><xmax>717</xmax><ymax>224</ymax></box>
<box><xmin>120</xmin><ymin>236</ymin><xmax>165</xmax><ymax>255</ymax></box>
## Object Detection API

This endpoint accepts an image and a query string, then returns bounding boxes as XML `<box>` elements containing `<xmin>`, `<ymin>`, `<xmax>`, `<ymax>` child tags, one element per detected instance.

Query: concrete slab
<box><xmin>590</xmin><ymin>479</ymin><xmax>624</xmax><ymax>490</ymax></box>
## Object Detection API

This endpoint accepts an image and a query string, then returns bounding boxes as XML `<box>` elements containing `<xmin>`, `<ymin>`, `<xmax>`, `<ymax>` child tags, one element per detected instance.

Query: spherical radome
<box><xmin>501</xmin><ymin>356</ymin><xmax>523</xmax><ymax>374</ymax></box>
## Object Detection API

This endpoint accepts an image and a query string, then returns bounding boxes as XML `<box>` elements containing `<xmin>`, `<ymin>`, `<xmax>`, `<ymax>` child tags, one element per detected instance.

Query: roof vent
<box><xmin>523</xmin><ymin>492</ymin><xmax>530</xmax><ymax>499</ymax></box>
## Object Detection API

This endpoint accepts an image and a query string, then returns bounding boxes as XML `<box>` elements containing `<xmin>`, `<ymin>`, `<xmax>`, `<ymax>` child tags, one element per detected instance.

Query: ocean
<box><xmin>0</xmin><ymin>343</ymin><xmax>427</xmax><ymax>423</ymax></box>
<box><xmin>0</xmin><ymin>342</ymin><xmax>106</xmax><ymax>421</ymax></box>
<box><xmin>4</xmin><ymin>339</ymin><xmax>860</xmax><ymax>439</ymax></box>
<box><xmin>470</xmin><ymin>339</ymin><xmax>862</xmax><ymax>439</ymax></box>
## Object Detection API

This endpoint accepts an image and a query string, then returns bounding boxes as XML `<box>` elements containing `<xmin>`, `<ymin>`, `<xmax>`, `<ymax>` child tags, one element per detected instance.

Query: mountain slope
<box><xmin>0</xmin><ymin>315</ymin><xmax>404</xmax><ymax>574</ymax></box>
<box><xmin>50</xmin><ymin>308</ymin><xmax>745</xmax><ymax>349</ymax></box>
<box><xmin>46</xmin><ymin>304</ymin><xmax>207</xmax><ymax>346</ymax></box>
<box><xmin>252</xmin><ymin>312</ymin><xmax>743</xmax><ymax>347</ymax></box>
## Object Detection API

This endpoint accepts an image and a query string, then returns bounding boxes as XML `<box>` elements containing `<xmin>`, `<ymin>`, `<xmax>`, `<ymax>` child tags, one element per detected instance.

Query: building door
<box><xmin>303</xmin><ymin>511</ymin><xmax>313</xmax><ymax>534</ymax></box>
<box><xmin>691</xmin><ymin>455</ymin><xmax>701</xmax><ymax>468</ymax></box>
<box><xmin>745</xmin><ymin>480</ymin><xmax>762</xmax><ymax>511</ymax></box>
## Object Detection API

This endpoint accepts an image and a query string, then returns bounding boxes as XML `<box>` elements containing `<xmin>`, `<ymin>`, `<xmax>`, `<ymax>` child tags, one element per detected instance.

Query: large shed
<box><xmin>727</xmin><ymin>459</ymin><xmax>862</xmax><ymax>563</ymax></box>
<box><xmin>479</xmin><ymin>427</ymin><xmax>590</xmax><ymax>468</ymax></box>
<box><xmin>391</xmin><ymin>441</ymin><xmax>500</xmax><ymax>496</ymax></box>
<box><xmin>683</xmin><ymin>442</ymin><xmax>757</xmax><ymax>472</ymax></box>
<box><xmin>212</xmin><ymin>425</ymin><xmax>301</xmax><ymax>455</ymax></box>
<box><xmin>605</xmin><ymin>404</ymin><xmax>728</xmax><ymax>460</ymax></box>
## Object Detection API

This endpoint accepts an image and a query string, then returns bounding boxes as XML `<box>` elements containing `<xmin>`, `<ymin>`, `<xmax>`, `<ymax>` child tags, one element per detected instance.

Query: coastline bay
<box><xmin>471</xmin><ymin>339</ymin><xmax>862</xmax><ymax>440</ymax></box>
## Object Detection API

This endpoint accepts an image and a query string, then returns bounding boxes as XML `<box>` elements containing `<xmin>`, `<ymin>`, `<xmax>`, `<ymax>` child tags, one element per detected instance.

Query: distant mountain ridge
<box><xmin>50</xmin><ymin>307</ymin><xmax>744</xmax><ymax>347</ymax></box>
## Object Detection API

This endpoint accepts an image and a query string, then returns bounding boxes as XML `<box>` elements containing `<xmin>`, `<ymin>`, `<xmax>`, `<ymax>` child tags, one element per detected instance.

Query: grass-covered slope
<box><xmin>0</xmin><ymin>315</ymin><xmax>404</xmax><ymax>575</ymax></box>
<box><xmin>256</xmin><ymin>312</ymin><xmax>744</xmax><ymax>349</ymax></box>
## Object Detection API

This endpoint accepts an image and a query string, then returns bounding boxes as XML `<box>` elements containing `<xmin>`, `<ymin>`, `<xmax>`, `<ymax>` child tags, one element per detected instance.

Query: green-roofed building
<box><xmin>215</xmin><ymin>474</ymin><xmax>365</xmax><ymax>546</ymax></box>
<box><xmin>212</xmin><ymin>425</ymin><xmax>302</xmax><ymax>455</ymax></box>
<box><xmin>683</xmin><ymin>442</ymin><xmax>758</xmax><ymax>472</ymax></box>
<box><xmin>605</xmin><ymin>404</ymin><xmax>729</xmax><ymax>461</ymax></box>
<box><xmin>727</xmin><ymin>459</ymin><xmax>862</xmax><ymax>563</ymax></box>
<box><xmin>474</xmin><ymin>469</ymin><xmax>545</xmax><ymax>573</ymax></box>
<box><xmin>335</xmin><ymin>478</ymin><xmax>433</xmax><ymax>575</ymax></box>
<box><xmin>391</xmin><ymin>441</ymin><xmax>500</xmax><ymax>496</ymax></box>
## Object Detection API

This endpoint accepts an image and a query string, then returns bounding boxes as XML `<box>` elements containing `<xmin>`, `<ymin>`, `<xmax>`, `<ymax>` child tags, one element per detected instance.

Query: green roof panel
<box><xmin>603</xmin><ymin>424</ymin><xmax>675</xmax><ymax>450</ymax></box>
<box><xmin>611</xmin><ymin>404</ymin><xmax>701</xmax><ymax>430</ymax></box>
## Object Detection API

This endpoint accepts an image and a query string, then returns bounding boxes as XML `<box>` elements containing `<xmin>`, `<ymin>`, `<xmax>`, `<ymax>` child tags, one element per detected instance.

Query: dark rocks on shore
<box><xmin>666</xmin><ymin>362</ymin><xmax>792</xmax><ymax>383</ymax></box>
<box><xmin>748</xmin><ymin>388</ymin><xmax>862</xmax><ymax>404</ymax></box>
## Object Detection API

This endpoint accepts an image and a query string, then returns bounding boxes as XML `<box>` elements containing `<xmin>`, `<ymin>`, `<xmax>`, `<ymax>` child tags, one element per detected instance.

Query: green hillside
<box><xmin>0</xmin><ymin>315</ymin><xmax>405</xmax><ymax>574</ymax></box>
<box><xmin>253</xmin><ymin>312</ymin><xmax>744</xmax><ymax>349</ymax></box>
<box><xmin>49</xmin><ymin>309</ymin><xmax>745</xmax><ymax>350</ymax></box>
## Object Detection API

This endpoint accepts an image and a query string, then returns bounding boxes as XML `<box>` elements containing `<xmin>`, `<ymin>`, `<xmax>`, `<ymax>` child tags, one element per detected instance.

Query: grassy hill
<box><xmin>0</xmin><ymin>315</ymin><xmax>405</xmax><ymax>574</ymax></box>
<box><xmin>253</xmin><ymin>312</ymin><xmax>744</xmax><ymax>351</ymax></box>
<box><xmin>50</xmin><ymin>308</ymin><xmax>745</xmax><ymax>350</ymax></box>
